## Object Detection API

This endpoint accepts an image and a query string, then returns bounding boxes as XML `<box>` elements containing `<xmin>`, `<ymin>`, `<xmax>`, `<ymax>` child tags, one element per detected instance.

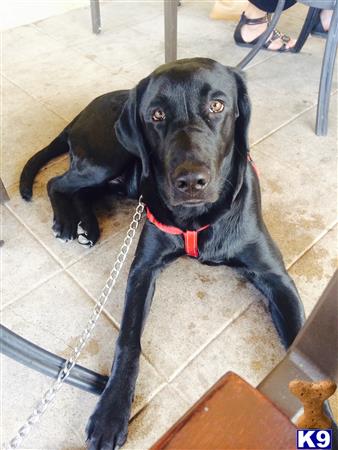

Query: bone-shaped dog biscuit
<box><xmin>289</xmin><ymin>379</ymin><xmax>337</xmax><ymax>429</ymax></box>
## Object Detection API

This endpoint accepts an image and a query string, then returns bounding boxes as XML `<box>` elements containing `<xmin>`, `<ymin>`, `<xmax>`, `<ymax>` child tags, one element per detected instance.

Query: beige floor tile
<box><xmin>112</xmin><ymin>54</ymin><xmax>168</xmax><ymax>86</ymax></box>
<box><xmin>176</xmin><ymin>12</ymin><xmax>274</xmax><ymax>68</ymax></box>
<box><xmin>289</xmin><ymin>225</ymin><xmax>338</xmax><ymax>317</ymax></box>
<box><xmin>3</xmin><ymin>46</ymin><xmax>127</xmax><ymax>104</ymax></box>
<box><xmin>2</xmin><ymin>23</ymin><xmax>64</xmax><ymax>68</ymax></box>
<box><xmin>284</xmin><ymin>2</ymin><xmax>309</xmax><ymax>21</ymax></box>
<box><xmin>69</xmin><ymin>231</ymin><xmax>267</xmax><ymax>379</ymax></box>
<box><xmin>254</xmin><ymin>95</ymin><xmax>337</xmax><ymax>170</ymax></box>
<box><xmin>2</xmin><ymin>356</ymin><xmax>84</xmax><ymax>449</ymax></box>
<box><xmin>1</xmin><ymin>76</ymin><xmax>67</xmax><ymax>189</ymax></box>
<box><xmin>247</xmin><ymin>38</ymin><xmax>336</xmax><ymax>145</ymax></box>
<box><xmin>2</xmin><ymin>271</ymin><xmax>164</xmax><ymax>445</ymax></box>
<box><xmin>42</xmin><ymin>74</ymin><xmax>130</xmax><ymax>122</ymax></box>
<box><xmin>73</xmin><ymin>25</ymin><xmax>163</xmax><ymax>73</ymax></box>
<box><xmin>2</xmin><ymin>271</ymin><xmax>118</xmax><ymax>372</ymax></box>
<box><xmin>171</xmin><ymin>300</ymin><xmax>285</xmax><ymax>407</ymax></box>
<box><xmin>277</xmin><ymin>4</ymin><xmax>309</xmax><ymax>31</ymax></box>
<box><xmin>133</xmin><ymin>8</ymin><xmax>227</xmax><ymax>39</ymax></box>
<box><xmin>179</xmin><ymin>0</ymin><xmax>218</xmax><ymax>19</ymax></box>
<box><xmin>251</xmin><ymin>106</ymin><xmax>337</xmax><ymax>268</ymax></box>
<box><xmin>1</xmin><ymin>206</ymin><xmax>61</xmax><ymax>307</ymax></box>
<box><xmin>33</xmin><ymin>0</ymin><xmax>163</xmax><ymax>48</ymax></box>
<box><xmin>33</xmin><ymin>4</ymin><xmax>126</xmax><ymax>47</ymax></box>
<box><xmin>124</xmin><ymin>385</ymin><xmax>189</xmax><ymax>450</ymax></box>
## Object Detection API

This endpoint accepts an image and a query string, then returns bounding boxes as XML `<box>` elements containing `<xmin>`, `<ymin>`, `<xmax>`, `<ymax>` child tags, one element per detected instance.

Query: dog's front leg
<box><xmin>237</xmin><ymin>233</ymin><xmax>305</xmax><ymax>349</ymax></box>
<box><xmin>86</xmin><ymin>223</ymin><xmax>181</xmax><ymax>450</ymax></box>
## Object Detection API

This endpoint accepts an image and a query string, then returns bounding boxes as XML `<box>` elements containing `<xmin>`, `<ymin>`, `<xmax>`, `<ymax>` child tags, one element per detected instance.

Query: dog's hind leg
<box><xmin>47</xmin><ymin>165</ymin><xmax>113</xmax><ymax>242</ymax></box>
<box><xmin>72</xmin><ymin>190</ymin><xmax>100</xmax><ymax>247</ymax></box>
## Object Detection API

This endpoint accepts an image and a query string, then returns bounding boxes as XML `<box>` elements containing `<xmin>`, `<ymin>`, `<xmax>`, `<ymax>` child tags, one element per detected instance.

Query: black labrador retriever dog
<box><xmin>20</xmin><ymin>58</ymin><xmax>306</xmax><ymax>449</ymax></box>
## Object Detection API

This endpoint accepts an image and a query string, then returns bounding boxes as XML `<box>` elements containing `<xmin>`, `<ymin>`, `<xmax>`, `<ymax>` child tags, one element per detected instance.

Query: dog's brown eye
<box><xmin>209</xmin><ymin>100</ymin><xmax>224</xmax><ymax>113</ymax></box>
<box><xmin>152</xmin><ymin>109</ymin><xmax>166</xmax><ymax>122</ymax></box>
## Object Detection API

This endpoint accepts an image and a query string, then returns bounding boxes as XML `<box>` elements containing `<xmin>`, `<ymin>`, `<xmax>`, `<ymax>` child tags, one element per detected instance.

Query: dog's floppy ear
<box><xmin>231</xmin><ymin>68</ymin><xmax>251</xmax><ymax>202</ymax></box>
<box><xmin>115</xmin><ymin>77</ymin><xmax>150</xmax><ymax>177</ymax></box>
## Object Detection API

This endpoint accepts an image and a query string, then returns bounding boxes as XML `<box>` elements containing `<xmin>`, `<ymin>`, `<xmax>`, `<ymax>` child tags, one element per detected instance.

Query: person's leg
<box><xmin>310</xmin><ymin>8</ymin><xmax>333</xmax><ymax>38</ymax></box>
<box><xmin>234</xmin><ymin>0</ymin><xmax>296</xmax><ymax>51</ymax></box>
<box><xmin>239</xmin><ymin>1</ymin><xmax>296</xmax><ymax>50</ymax></box>
<box><xmin>320</xmin><ymin>9</ymin><xmax>333</xmax><ymax>31</ymax></box>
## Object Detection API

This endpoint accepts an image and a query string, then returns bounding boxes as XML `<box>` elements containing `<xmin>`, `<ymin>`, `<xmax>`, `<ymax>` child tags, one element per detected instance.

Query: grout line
<box><xmin>30</xmin><ymin>8</ymin><xmax>163</xmax><ymax>50</ymax></box>
<box><xmin>5</xmin><ymin>190</ymin><xmax>132</xmax><ymax>272</ymax></box>
<box><xmin>130</xmin><ymin>381</ymin><xmax>168</xmax><ymax>421</ymax></box>
<box><xmin>5</xmin><ymin>154</ymin><xmax>68</xmax><ymax>194</ymax></box>
<box><xmin>65</xmin><ymin>268</ymin><xmax>122</xmax><ymax>332</ymax></box>
<box><xmin>66</xmin><ymin>265</ymin><xmax>170</xmax><ymax>408</ymax></box>
<box><xmin>139</xmin><ymin>350</ymin><xmax>168</xmax><ymax>381</ymax></box>
<box><xmin>5</xmin><ymin>202</ymin><xmax>66</xmax><ymax>268</ymax></box>
<box><xmin>166</xmin><ymin>299</ymin><xmax>255</xmax><ymax>384</ymax></box>
<box><xmin>245</xmin><ymin>53</ymin><xmax>278</xmax><ymax>71</ymax></box>
<box><xmin>28</xmin><ymin>12</ymin><xmax>165</xmax><ymax>90</ymax></box>
<box><xmin>250</xmin><ymin>103</ymin><xmax>317</xmax><ymax>149</ymax></box>
<box><xmin>1</xmin><ymin>267</ymin><xmax>64</xmax><ymax>311</ymax></box>
<box><xmin>1</xmin><ymin>73</ymin><xmax>69</xmax><ymax>124</ymax></box>
<box><xmin>286</xmin><ymin>220</ymin><xmax>338</xmax><ymax>271</ymax></box>
<box><xmin>128</xmin><ymin>382</ymin><xmax>169</xmax><ymax>425</ymax></box>
<box><xmin>61</xmin><ymin>227</ymin><xmax>127</xmax><ymax>270</ymax></box>
<box><xmin>250</xmin><ymin>89</ymin><xmax>338</xmax><ymax>149</ymax></box>
<box><xmin>169</xmin><ymin>382</ymin><xmax>192</xmax><ymax>407</ymax></box>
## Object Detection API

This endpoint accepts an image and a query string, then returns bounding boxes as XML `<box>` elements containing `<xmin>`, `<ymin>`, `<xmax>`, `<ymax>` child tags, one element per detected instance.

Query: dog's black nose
<box><xmin>174</xmin><ymin>168</ymin><xmax>210</xmax><ymax>194</ymax></box>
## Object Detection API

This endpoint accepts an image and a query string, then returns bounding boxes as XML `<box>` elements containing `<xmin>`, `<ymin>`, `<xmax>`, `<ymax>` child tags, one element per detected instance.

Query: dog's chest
<box><xmin>197</xmin><ymin>222</ymin><xmax>243</xmax><ymax>265</ymax></box>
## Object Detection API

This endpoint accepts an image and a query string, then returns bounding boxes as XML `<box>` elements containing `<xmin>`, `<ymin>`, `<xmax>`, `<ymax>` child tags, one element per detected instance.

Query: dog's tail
<box><xmin>19</xmin><ymin>132</ymin><xmax>69</xmax><ymax>201</ymax></box>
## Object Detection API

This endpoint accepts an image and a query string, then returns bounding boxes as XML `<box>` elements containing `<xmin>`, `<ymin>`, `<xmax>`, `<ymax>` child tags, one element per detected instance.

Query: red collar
<box><xmin>146</xmin><ymin>208</ymin><xmax>209</xmax><ymax>258</ymax></box>
<box><xmin>146</xmin><ymin>154</ymin><xmax>258</xmax><ymax>258</ymax></box>
<box><xmin>248</xmin><ymin>153</ymin><xmax>259</xmax><ymax>177</ymax></box>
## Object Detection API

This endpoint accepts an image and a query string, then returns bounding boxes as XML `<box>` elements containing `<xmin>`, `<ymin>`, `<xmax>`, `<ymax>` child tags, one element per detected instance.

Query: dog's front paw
<box><xmin>86</xmin><ymin>404</ymin><xmax>130</xmax><ymax>450</ymax></box>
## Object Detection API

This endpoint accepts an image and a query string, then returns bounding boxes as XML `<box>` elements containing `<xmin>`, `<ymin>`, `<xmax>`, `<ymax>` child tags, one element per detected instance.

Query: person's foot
<box><xmin>240</xmin><ymin>17</ymin><xmax>295</xmax><ymax>51</ymax></box>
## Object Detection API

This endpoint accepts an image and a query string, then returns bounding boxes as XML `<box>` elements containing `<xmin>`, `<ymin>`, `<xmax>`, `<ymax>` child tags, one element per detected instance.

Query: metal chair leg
<box><xmin>316</xmin><ymin>3</ymin><xmax>338</xmax><ymax>136</ymax></box>
<box><xmin>90</xmin><ymin>0</ymin><xmax>101</xmax><ymax>34</ymax></box>
<box><xmin>236</xmin><ymin>0</ymin><xmax>286</xmax><ymax>70</ymax></box>
<box><xmin>0</xmin><ymin>325</ymin><xmax>108</xmax><ymax>395</ymax></box>
<box><xmin>293</xmin><ymin>7</ymin><xmax>320</xmax><ymax>53</ymax></box>
<box><xmin>164</xmin><ymin>0</ymin><xmax>178</xmax><ymax>63</ymax></box>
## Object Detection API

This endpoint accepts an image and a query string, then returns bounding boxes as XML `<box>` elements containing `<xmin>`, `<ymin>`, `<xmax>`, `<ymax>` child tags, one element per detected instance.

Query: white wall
<box><xmin>0</xmin><ymin>0</ymin><xmax>88</xmax><ymax>31</ymax></box>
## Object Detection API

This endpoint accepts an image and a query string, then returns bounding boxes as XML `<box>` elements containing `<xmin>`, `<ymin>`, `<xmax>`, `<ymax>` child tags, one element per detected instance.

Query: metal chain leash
<box><xmin>5</xmin><ymin>197</ymin><xmax>145</xmax><ymax>450</ymax></box>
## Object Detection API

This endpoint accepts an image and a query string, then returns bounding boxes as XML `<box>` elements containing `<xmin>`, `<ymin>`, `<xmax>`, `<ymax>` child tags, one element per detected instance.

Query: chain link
<box><xmin>5</xmin><ymin>197</ymin><xmax>145</xmax><ymax>450</ymax></box>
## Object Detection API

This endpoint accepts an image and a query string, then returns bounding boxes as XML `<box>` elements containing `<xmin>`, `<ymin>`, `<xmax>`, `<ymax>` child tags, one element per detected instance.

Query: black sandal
<box><xmin>234</xmin><ymin>12</ymin><xmax>292</xmax><ymax>52</ymax></box>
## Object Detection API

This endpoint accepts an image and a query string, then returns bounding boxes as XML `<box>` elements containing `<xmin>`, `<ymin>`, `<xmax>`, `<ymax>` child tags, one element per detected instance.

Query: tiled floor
<box><xmin>1</xmin><ymin>1</ymin><xmax>337</xmax><ymax>449</ymax></box>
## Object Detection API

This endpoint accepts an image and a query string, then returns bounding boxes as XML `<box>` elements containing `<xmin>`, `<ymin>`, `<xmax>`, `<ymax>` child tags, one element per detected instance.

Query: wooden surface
<box><xmin>150</xmin><ymin>372</ymin><xmax>297</xmax><ymax>450</ymax></box>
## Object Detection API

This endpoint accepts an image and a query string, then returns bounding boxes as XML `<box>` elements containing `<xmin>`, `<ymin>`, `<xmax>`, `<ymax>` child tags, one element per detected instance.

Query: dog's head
<box><xmin>115</xmin><ymin>58</ymin><xmax>250</xmax><ymax>209</ymax></box>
